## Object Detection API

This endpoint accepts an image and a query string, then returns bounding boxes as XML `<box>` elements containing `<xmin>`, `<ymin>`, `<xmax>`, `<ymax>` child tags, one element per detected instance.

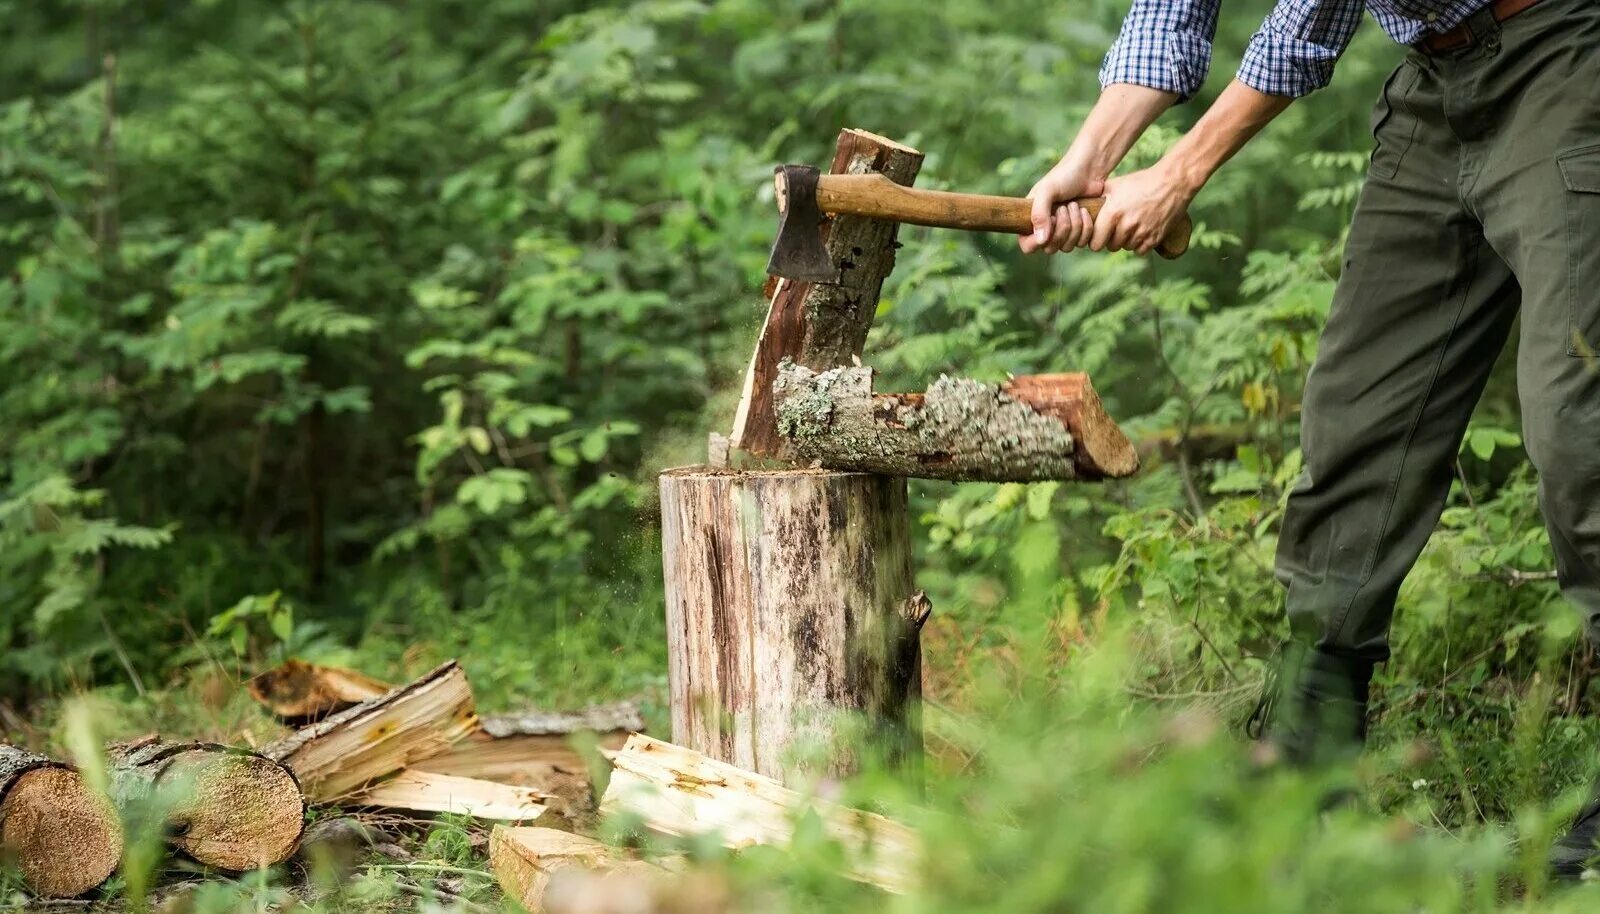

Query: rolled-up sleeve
<box><xmin>1099</xmin><ymin>0</ymin><xmax>1222</xmax><ymax>101</ymax></box>
<box><xmin>1237</xmin><ymin>0</ymin><xmax>1366</xmax><ymax>97</ymax></box>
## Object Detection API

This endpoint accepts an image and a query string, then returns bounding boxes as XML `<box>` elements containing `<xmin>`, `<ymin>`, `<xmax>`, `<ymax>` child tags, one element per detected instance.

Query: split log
<box><xmin>417</xmin><ymin>701</ymin><xmax>643</xmax><ymax>782</ymax></box>
<box><xmin>263</xmin><ymin>660</ymin><xmax>477</xmax><ymax>803</ymax></box>
<box><xmin>600</xmin><ymin>734</ymin><xmax>917</xmax><ymax>894</ymax></box>
<box><xmin>353</xmin><ymin>770</ymin><xmax>547</xmax><ymax>821</ymax></box>
<box><xmin>0</xmin><ymin>746</ymin><xmax>122</xmax><ymax>898</ymax></box>
<box><xmin>107</xmin><ymin>737</ymin><xmax>305</xmax><ymax>871</ymax></box>
<box><xmin>731</xmin><ymin>129</ymin><xmax>925</xmax><ymax>458</ymax></box>
<box><xmin>247</xmin><ymin>659</ymin><xmax>392</xmax><ymax>724</ymax></box>
<box><xmin>490</xmin><ymin>827</ymin><xmax>704</xmax><ymax>914</ymax></box>
<box><xmin>659</xmin><ymin>467</ymin><xmax>925</xmax><ymax>781</ymax></box>
<box><xmin>773</xmin><ymin>363</ymin><xmax>1139</xmax><ymax>481</ymax></box>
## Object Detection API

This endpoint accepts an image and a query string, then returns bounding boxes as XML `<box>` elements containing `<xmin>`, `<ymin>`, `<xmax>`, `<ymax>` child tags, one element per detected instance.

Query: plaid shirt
<box><xmin>1101</xmin><ymin>0</ymin><xmax>1494</xmax><ymax>98</ymax></box>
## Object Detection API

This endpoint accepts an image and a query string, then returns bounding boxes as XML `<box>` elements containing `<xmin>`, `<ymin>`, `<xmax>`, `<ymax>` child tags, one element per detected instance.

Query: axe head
<box><xmin>765</xmin><ymin>165</ymin><xmax>838</xmax><ymax>284</ymax></box>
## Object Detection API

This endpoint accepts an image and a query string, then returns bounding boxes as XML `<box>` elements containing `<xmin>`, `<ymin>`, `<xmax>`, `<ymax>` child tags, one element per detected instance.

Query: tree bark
<box><xmin>0</xmin><ymin>746</ymin><xmax>122</xmax><ymax>898</ymax></box>
<box><xmin>731</xmin><ymin>129</ymin><xmax>924</xmax><ymax>458</ymax></box>
<box><xmin>773</xmin><ymin>364</ymin><xmax>1139</xmax><ymax>481</ymax></box>
<box><xmin>108</xmin><ymin>737</ymin><xmax>305</xmax><ymax>872</ymax></box>
<box><xmin>599</xmin><ymin>734</ymin><xmax>918</xmax><ymax>894</ymax></box>
<box><xmin>262</xmin><ymin>660</ymin><xmax>478</xmax><ymax>802</ymax></box>
<box><xmin>659</xmin><ymin>467</ymin><xmax>925</xmax><ymax>782</ymax></box>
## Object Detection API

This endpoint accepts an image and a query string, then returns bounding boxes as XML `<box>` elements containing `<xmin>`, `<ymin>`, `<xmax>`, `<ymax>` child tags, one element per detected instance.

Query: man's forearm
<box><xmin>1159</xmin><ymin>79</ymin><xmax>1294</xmax><ymax>195</ymax></box>
<box><xmin>1063</xmin><ymin>83</ymin><xmax>1181</xmax><ymax>180</ymax></box>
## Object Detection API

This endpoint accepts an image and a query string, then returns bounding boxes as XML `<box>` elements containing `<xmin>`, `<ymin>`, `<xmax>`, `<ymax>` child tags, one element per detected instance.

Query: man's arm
<box><xmin>1088</xmin><ymin>80</ymin><xmax>1293</xmax><ymax>254</ymax></box>
<box><xmin>1020</xmin><ymin>0</ymin><xmax>1217</xmax><ymax>254</ymax></box>
<box><xmin>1024</xmin><ymin>0</ymin><xmax>1366</xmax><ymax>255</ymax></box>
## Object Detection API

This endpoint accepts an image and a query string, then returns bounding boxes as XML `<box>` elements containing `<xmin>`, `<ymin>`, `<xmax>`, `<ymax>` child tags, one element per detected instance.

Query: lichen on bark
<box><xmin>772</xmin><ymin>361</ymin><xmax>1078</xmax><ymax>482</ymax></box>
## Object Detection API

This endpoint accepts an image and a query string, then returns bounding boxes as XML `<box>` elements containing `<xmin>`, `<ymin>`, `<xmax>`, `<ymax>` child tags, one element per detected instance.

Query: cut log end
<box><xmin>165</xmin><ymin>750</ymin><xmax>306</xmax><ymax>871</ymax></box>
<box><xmin>0</xmin><ymin>766</ymin><xmax>122</xmax><ymax>898</ymax></box>
<box><xmin>772</xmin><ymin>363</ymin><xmax>1137</xmax><ymax>482</ymax></box>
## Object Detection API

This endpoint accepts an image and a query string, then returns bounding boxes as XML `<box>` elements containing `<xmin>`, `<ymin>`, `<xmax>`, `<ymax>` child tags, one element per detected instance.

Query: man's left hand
<box><xmin>1090</xmin><ymin>163</ymin><xmax>1197</xmax><ymax>255</ymax></box>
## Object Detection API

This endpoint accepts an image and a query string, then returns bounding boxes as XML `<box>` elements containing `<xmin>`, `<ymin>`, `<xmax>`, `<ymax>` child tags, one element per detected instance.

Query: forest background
<box><xmin>2</xmin><ymin>1</ymin><xmax>1596</xmax><ymax>910</ymax></box>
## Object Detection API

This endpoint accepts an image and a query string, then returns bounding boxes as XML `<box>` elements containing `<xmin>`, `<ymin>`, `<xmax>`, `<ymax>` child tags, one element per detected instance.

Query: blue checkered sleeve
<box><xmin>1238</xmin><ymin>0</ymin><xmax>1367</xmax><ymax>96</ymax></box>
<box><xmin>1099</xmin><ymin>0</ymin><xmax>1221</xmax><ymax>101</ymax></box>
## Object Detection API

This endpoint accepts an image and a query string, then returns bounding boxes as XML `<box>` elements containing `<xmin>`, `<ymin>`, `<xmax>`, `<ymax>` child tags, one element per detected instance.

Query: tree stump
<box><xmin>659</xmin><ymin>467</ymin><xmax>926</xmax><ymax>782</ymax></box>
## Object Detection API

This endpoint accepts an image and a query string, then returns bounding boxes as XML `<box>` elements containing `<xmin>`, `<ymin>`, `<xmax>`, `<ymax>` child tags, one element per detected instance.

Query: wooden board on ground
<box><xmin>600</xmin><ymin>734</ymin><xmax>918</xmax><ymax>894</ymax></box>
<box><xmin>773</xmin><ymin>364</ymin><xmax>1139</xmax><ymax>481</ymax></box>
<box><xmin>263</xmin><ymin>660</ymin><xmax>477</xmax><ymax>803</ymax></box>
<box><xmin>354</xmin><ymin>769</ymin><xmax>547</xmax><ymax>821</ymax></box>
<box><xmin>659</xmin><ymin>468</ymin><xmax>925</xmax><ymax>781</ymax></box>
<box><xmin>415</xmin><ymin>701</ymin><xmax>642</xmax><ymax>825</ymax></box>
<box><xmin>730</xmin><ymin>128</ymin><xmax>925</xmax><ymax>459</ymax></box>
<box><xmin>108</xmin><ymin>736</ymin><xmax>306</xmax><ymax>871</ymax></box>
<box><xmin>491</xmin><ymin>826</ymin><xmax>706</xmax><ymax>914</ymax></box>
<box><xmin>0</xmin><ymin>745</ymin><xmax>123</xmax><ymax>898</ymax></box>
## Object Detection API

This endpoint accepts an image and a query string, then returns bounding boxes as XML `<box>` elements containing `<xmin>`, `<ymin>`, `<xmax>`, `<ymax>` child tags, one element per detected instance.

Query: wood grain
<box><xmin>600</xmin><ymin>734</ymin><xmax>919</xmax><ymax>894</ymax></box>
<box><xmin>0</xmin><ymin>746</ymin><xmax>122</xmax><ymax>898</ymax></box>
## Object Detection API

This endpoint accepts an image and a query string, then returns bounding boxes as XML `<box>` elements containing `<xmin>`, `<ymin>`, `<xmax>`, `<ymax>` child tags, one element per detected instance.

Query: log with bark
<box><xmin>731</xmin><ymin>129</ymin><xmax>925</xmax><ymax>459</ymax></box>
<box><xmin>490</xmin><ymin>826</ymin><xmax>714</xmax><ymax>914</ymax></box>
<box><xmin>773</xmin><ymin>363</ymin><xmax>1139</xmax><ymax>481</ymax></box>
<box><xmin>263</xmin><ymin>660</ymin><xmax>478</xmax><ymax>803</ymax></box>
<box><xmin>659</xmin><ymin>467</ymin><xmax>925</xmax><ymax>782</ymax></box>
<box><xmin>0</xmin><ymin>745</ymin><xmax>123</xmax><ymax>898</ymax></box>
<box><xmin>108</xmin><ymin>737</ymin><xmax>305</xmax><ymax>871</ymax></box>
<box><xmin>247</xmin><ymin>659</ymin><xmax>393</xmax><ymax>724</ymax></box>
<box><xmin>600</xmin><ymin>734</ymin><xmax>918</xmax><ymax>894</ymax></box>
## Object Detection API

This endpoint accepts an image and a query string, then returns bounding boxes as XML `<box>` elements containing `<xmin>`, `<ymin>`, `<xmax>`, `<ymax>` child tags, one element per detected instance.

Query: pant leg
<box><xmin>1275</xmin><ymin>57</ymin><xmax>1520</xmax><ymax>663</ymax></box>
<box><xmin>1468</xmin><ymin>0</ymin><xmax>1600</xmax><ymax>641</ymax></box>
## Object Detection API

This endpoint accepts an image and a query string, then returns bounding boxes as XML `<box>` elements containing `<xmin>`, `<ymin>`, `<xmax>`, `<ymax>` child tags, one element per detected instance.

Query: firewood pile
<box><xmin>1</xmin><ymin>659</ymin><xmax>916</xmax><ymax>910</ymax></box>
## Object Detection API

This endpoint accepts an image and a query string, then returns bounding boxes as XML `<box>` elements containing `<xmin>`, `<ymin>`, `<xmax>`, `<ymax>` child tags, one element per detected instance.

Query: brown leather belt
<box><xmin>1419</xmin><ymin>0</ymin><xmax>1541</xmax><ymax>52</ymax></box>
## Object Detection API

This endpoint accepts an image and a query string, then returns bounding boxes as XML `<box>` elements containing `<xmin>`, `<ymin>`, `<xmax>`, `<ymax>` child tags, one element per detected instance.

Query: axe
<box><xmin>766</xmin><ymin>164</ymin><xmax>1193</xmax><ymax>282</ymax></box>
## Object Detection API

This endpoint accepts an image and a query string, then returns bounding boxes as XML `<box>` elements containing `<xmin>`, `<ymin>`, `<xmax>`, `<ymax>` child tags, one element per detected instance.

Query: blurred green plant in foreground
<box><xmin>2</xmin><ymin>0</ymin><xmax>1593</xmax><ymax>910</ymax></box>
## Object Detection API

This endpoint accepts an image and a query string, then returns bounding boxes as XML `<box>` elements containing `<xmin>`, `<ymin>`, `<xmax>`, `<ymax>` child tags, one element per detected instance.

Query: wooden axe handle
<box><xmin>813</xmin><ymin>172</ymin><xmax>1192</xmax><ymax>260</ymax></box>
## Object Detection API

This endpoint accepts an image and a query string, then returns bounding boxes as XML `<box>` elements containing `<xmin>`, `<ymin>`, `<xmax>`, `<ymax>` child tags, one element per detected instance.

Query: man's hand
<box><xmin>1090</xmin><ymin>163</ymin><xmax>1197</xmax><ymax>255</ymax></box>
<box><xmin>1018</xmin><ymin>160</ymin><xmax>1105</xmax><ymax>255</ymax></box>
<box><xmin>1016</xmin><ymin>79</ymin><xmax>1292</xmax><ymax>258</ymax></box>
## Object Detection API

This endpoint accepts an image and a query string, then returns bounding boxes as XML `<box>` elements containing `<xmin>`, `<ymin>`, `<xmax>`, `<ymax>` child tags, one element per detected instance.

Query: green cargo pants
<box><xmin>1277</xmin><ymin>0</ymin><xmax>1600</xmax><ymax>663</ymax></box>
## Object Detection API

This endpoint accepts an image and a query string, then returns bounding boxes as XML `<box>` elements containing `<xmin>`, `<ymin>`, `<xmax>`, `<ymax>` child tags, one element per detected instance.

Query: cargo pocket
<box><xmin>1559</xmin><ymin>144</ymin><xmax>1600</xmax><ymax>358</ymax></box>
<box><xmin>1369</xmin><ymin>64</ymin><xmax>1420</xmax><ymax>181</ymax></box>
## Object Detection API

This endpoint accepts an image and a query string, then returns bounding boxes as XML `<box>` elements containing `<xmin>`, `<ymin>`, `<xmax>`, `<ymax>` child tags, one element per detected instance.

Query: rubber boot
<box><xmin>1551</xmin><ymin>791</ymin><xmax>1600</xmax><ymax>879</ymax></box>
<box><xmin>1246</xmin><ymin>643</ymin><xmax>1373</xmax><ymax>768</ymax></box>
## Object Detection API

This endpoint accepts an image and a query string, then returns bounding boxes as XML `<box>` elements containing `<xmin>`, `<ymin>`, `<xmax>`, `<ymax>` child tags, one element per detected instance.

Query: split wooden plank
<box><xmin>491</xmin><ymin>826</ymin><xmax>701</xmax><ymax>914</ymax></box>
<box><xmin>600</xmin><ymin>734</ymin><xmax>918</xmax><ymax>894</ymax></box>
<box><xmin>108</xmin><ymin>737</ymin><xmax>306</xmax><ymax>871</ymax></box>
<box><xmin>414</xmin><ymin>701</ymin><xmax>641</xmax><ymax>782</ymax></box>
<box><xmin>659</xmin><ymin>468</ymin><xmax>925</xmax><ymax>781</ymax></box>
<box><xmin>354</xmin><ymin>770</ymin><xmax>547</xmax><ymax>821</ymax></box>
<box><xmin>731</xmin><ymin>129</ymin><xmax>925</xmax><ymax>459</ymax></box>
<box><xmin>247</xmin><ymin>658</ymin><xmax>393</xmax><ymax>724</ymax></box>
<box><xmin>262</xmin><ymin>660</ymin><xmax>478</xmax><ymax>803</ymax></box>
<box><xmin>772</xmin><ymin>363</ymin><xmax>1139</xmax><ymax>481</ymax></box>
<box><xmin>0</xmin><ymin>745</ymin><xmax>122</xmax><ymax>898</ymax></box>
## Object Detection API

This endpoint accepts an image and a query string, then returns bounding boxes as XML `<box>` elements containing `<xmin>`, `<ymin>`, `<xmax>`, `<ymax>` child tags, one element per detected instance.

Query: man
<box><xmin>1020</xmin><ymin>0</ymin><xmax>1600</xmax><ymax>875</ymax></box>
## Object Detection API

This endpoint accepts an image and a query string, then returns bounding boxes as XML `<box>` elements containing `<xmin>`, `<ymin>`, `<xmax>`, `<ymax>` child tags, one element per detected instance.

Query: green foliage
<box><xmin>0</xmin><ymin>0</ymin><xmax>1589</xmax><ymax>910</ymax></box>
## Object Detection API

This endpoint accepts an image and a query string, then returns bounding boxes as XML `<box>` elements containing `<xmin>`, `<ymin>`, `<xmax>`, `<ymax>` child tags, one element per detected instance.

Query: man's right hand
<box><xmin>1018</xmin><ymin>160</ymin><xmax>1106</xmax><ymax>255</ymax></box>
<box><xmin>1014</xmin><ymin>83</ymin><xmax>1181</xmax><ymax>256</ymax></box>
